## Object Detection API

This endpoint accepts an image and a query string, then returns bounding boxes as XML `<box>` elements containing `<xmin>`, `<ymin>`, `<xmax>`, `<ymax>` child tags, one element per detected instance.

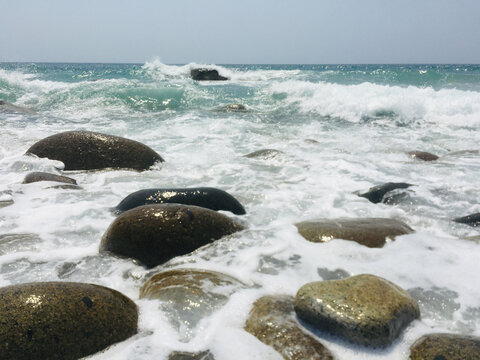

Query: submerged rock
<box><xmin>0</xmin><ymin>233</ymin><xmax>41</xmax><ymax>255</ymax></box>
<box><xmin>0</xmin><ymin>100</ymin><xmax>37</xmax><ymax>114</ymax></box>
<box><xmin>244</xmin><ymin>149</ymin><xmax>283</xmax><ymax>159</ymax></box>
<box><xmin>218</xmin><ymin>104</ymin><xmax>247</xmax><ymax>112</ymax></box>
<box><xmin>408</xmin><ymin>151</ymin><xmax>439</xmax><ymax>161</ymax></box>
<box><xmin>23</xmin><ymin>171</ymin><xmax>77</xmax><ymax>185</ymax></box>
<box><xmin>191</xmin><ymin>68</ymin><xmax>228</xmax><ymax>81</ymax></box>
<box><xmin>0</xmin><ymin>281</ymin><xmax>138</xmax><ymax>360</ymax></box>
<box><xmin>295</xmin><ymin>217</ymin><xmax>413</xmax><ymax>248</ymax></box>
<box><xmin>140</xmin><ymin>269</ymin><xmax>245</xmax><ymax>340</ymax></box>
<box><xmin>409</xmin><ymin>333</ymin><xmax>480</xmax><ymax>360</ymax></box>
<box><xmin>115</xmin><ymin>187</ymin><xmax>246</xmax><ymax>215</ymax></box>
<box><xmin>169</xmin><ymin>351</ymin><xmax>215</xmax><ymax>360</ymax></box>
<box><xmin>0</xmin><ymin>199</ymin><xmax>14</xmax><ymax>208</ymax></box>
<box><xmin>294</xmin><ymin>274</ymin><xmax>420</xmax><ymax>347</ymax></box>
<box><xmin>100</xmin><ymin>204</ymin><xmax>244</xmax><ymax>268</ymax></box>
<box><xmin>453</xmin><ymin>212</ymin><xmax>480</xmax><ymax>227</ymax></box>
<box><xmin>245</xmin><ymin>295</ymin><xmax>334</xmax><ymax>360</ymax></box>
<box><xmin>358</xmin><ymin>182</ymin><xmax>413</xmax><ymax>204</ymax></box>
<box><xmin>26</xmin><ymin>130</ymin><xmax>164</xmax><ymax>171</ymax></box>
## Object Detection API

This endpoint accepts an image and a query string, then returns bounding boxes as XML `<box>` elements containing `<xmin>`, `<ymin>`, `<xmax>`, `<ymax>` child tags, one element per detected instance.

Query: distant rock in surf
<box><xmin>294</xmin><ymin>274</ymin><xmax>420</xmax><ymax>347</ymax></box>
<box><xmin>26</xmin><ymin>130</ymin><xmax>164</xmax><ymax>171</ymax></box>
<box><xmin>115</xmin><ymin>187</ymin><xmax>246</xmax><ymax>215</ymax></box>
<box><xmin>0</xmin><ymin>281</ymin><xmax>138</xmax><ymax>360</ymax></box>
<box><xmin>169</xmin><ymin>351</ymin><xmax>215</xmax><ymax>360</ymax></box>
<box><xmin>100</xmin><ymin>204</ymin><xmax>244</xmax><ymax>268</ymax></box>
<box><xmin>408</xmin><ymin>150</ymin><xmax>439</xmax><ymax>161</ymax></box>
<box><xmin>0</xmin><ymin>100</ymin><xmax>37</xmax><ymax>115</ymax></box>
<box><xmin>245</xmin><ymin>295</ymin><xmax>334</xmax><ymax>359</ymax></box>
<box><xmin>244</xmin><ymin>149</ymin><xmax>283</xmax><ymax>159</ymax></box>
<box><xmin>295</xmin><ymin>217</ymin><xmax>413</xmax><ymax>248</ymax></box>
<box><xmin>217</xmin><ymin>104</ymin><xmax>247</xmax><ymax>112</ymax></box>
<box><xmin>409</xmin><ymin>333</ymin><xmax>480</xmax><ymax>360</ymax></box>
<box><xmin>191</xmin><ymin>68</ymin><xmax>228</xmax><ymax>81</ymax></box>
<box><xmin>453</xmin><ymin>212</ymin><xmax>480</xmax><ymax>227</ymax></box>
<box><xmin>23</xmin><ymin>171</ymin><xmax>77</xmax><ymax>185</ymax></box>
<box><xmin>358</xmin><ymin>182</ymin><xmax>413</xmax><ymax>204</ymax></box>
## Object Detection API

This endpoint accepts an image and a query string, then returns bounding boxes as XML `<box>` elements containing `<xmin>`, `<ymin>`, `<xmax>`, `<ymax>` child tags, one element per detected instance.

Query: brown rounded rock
<box><xmin>295</xmin><ymin>217</ymin><xmax>413</xmax><ymax>248</ymax></box>
<box><xmin>245</xmin><ymin>295</ymin><xmax>334</xmax><ymax>360</ymax></box>
<box><xmin>294</xmin><ymin>274</ymin><xmax>420</xmax><ymax>347</ymax></box>
<box><xmin>0</xmin><ymin>281</ymin><xmax>138</xmax><ymax>360</ymax></box>
<box><xmin>26</xmin><ymin>130</ymin><xmax>164</xmax><ymax>171</ymax></box>
<box><xmin>408</xmin><ymin>151</ymin><xmax>439</xmax><ymax>161</ymax></box>
<box><xmin>23</xmin><ymin>171</ymin><xmax>77</xmax><ymax>185</ymax></box>
<box><xmin>409</xmin><ymin>333</ymin><xmax>480</xmax><ymax>360</ymax></box>
<box><xmin>100</xmin><ymin>204</ymin><xmax>244</xmax><ymax>268</ymax></box>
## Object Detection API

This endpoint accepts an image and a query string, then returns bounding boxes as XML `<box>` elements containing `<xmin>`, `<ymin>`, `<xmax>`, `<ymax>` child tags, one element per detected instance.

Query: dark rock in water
<box><xmin>453</xmin><ymin>212</ymin><xmax>480</xmax><ymax>227</ymax></box>
<box><xmin>191</xmin><ymin>68</ymin><xmax>228</xmax><ymax>81</ymax></box>
<box><xmin>140</xmin><ymin>269</ymin><xmax>245</xmax><ymax>340</ymax></box>
<box><xmin>48</xmin><ymin>184</ymin><xmax>82</xmax><ymax>190</ymax></box>
<box><xmin>317</xmin><ymin>267</ymin><xmax>350</xmax><ymax>281</ymax></box>
<box><xmin>0</xmin><ymin>100</ymin><xmax>37</xmax><ymax>114</ymax></box>
<box><xmin>23</xmin><ymin>171</ymin><xmax>77</xmax><ymax>185</ymax></box>
<box><xmin>0</xmin><ymin>281</ymin><xmax>138</xmax><ymax>360</ymax></box>
<box><xmin>218</xmin><ymin>104</ymin><xmax>247</xmax><ymax>112</ymax></box>
<box><xmin>169</xmin><ymin>351</ymin><xmax>215</xmax><ymax>360</ymax></box>
<box><xmin>409</xmin><ymin>333</ymin><xmax>480</xmax><ymax>360</ymax></box>
<box><xmin>408</xmin><ymin>151</ymin><xmax>439</xmax><ymax>161</ymax></box>
<box><xmin>244</xmin><ymin>149</ymin><xmax>283</xmax><ymax>159</ymax></box>
<box><xmin>295</xmin><ymin>217</ymin><xmax>414</xmax><ymax>248</ymax></box>
<box><xmin>0</xmin><ymin>200</ymin><xmax>14</xmax><ymax>208</ymax></box>
<box><xmin>26</xmin><ymin>130</ymin><xmax>164</xmax><ymax>171</ymax></box>
<box><xmin>446</xmin><ymin>149</ymin><xmax>479</xmax><ymax>156</ymax></box>
<box><xmin>245</xmin><ymin>295</ymin><xmax>334</xmax><ymax>360</ymax></box>
<box><xmin>0</xmin><ymin>233</ymin><xmax>41</xmax><ymax>255</ymax></box>
<box><xmin>294</xmin><ymin>274</ymin><xmax>420</xmax><ymax>347</ymax></box>
<box><xmin>100</xmin><ymin>204</ymin><xmax>244</xmax><ymax>268</ymax></box>
<box><xmin>115</xmin><ymin>187</ymin><xmax>246</xmax><ymax>215</ymax></box>
<box><xmin>304</xmin><ymin>139</ymin><xmax>319</xmax><ymax>144</ymax></box>
<box><xmin>358</xmin><ymin>182</ymin><xmax>413</xmax><ymax>204</ymax></box>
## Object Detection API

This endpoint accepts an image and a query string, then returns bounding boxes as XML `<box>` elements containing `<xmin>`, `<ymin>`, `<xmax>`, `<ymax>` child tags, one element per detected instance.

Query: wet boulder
<box><xmin>100</xmin><ymin>204</ymin><xmax>244</xmax><ymax>268</ymax></box>
<box><xmin>244</xmin><ymin>149</ymin><xmax>283</xmax><ymax>159</ymax></box>
<box><xmin>294</xmin><ymin>274</ymin><xmax>420</xmax><ymax>347</ymax></box>
<box><xmin>191</xmin><ymin>68</ymin><xmax>228</xmax><ymax>81</ymax></box>
<box><xmin>295</xmin><ymin>217</ymin><xmax>413</xmax><ymax>248</ymax></box>
<box><xmin>0</xmin><ymin>100</ymin><xmax>37</xmax><ymax>114</ymax></box>
<box><xmin>408</xmin><ymin>151</ymin><xmax>439</xmax><ymax>161</ymax></box>
<box><xmin>26</xmin><ymin>130</ymin><xmax>164</xmax><ymax>171</ymax></box>
<box><xmin>0</xmin><ymin>233</ymin><xmax>41</xmax><ymax>255</ymax></box>
<box><xmin>23</xmin><ymin>171</ymin><xmax>77</xmax><ymax>185</ymax></box>
<box><xmin>245</xmin><ymin>295</ymin><xmax>334</xmax><ymax>360</ymax></box>
<box><xmin>140</xmin><ymin>269</ymin><xmax>245</xmax><ymax>340</ymax></box>
<box><xmin>453</xmin><ymin>212</ymin><xmax>480</xmax><ymax>227</ymax></box>
<box><xmin>0</xmin><ymin>281</ymin><xmax>138</xmax><ymax>360</ymax></box>
<box><xmin>409</xmin><ymin>333</ymin><xmax>480</xmax><ymax>360</ymax></box>
<box><xmin>358</xmin><ymin>182</ymin><xmax>413</xmax><ymax>204</ymax></box>
<box><xmin>115</xmin><ymin>187</ymin><xmax>246</xmax><ymax>215</ymax></box>
<box><xmin>169</xmin><ymin>351</ymin><xmax>215</xmax><ymax>360</ymax></box>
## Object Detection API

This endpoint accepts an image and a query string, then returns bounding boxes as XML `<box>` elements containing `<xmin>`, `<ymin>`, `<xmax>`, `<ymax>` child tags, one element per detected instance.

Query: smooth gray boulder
<box><xmin>245</xmin><ymin>295</ymin><xmax>334</xmax><ymax>360</ymax></box>
<box><xmin>0</xmin><ymin>281</ymin><xmax>138</xmax><ymax>360</ymax></box>
<box><xmin>22</xmin><ymin>171</ymin><xmax>77</xmax><ymax>185</ymax></box>
<box><xmin>191</xmin><ymin>68</ymin><xmax>228</xmax><ymax>81</ymax></box>
<box><xmin>100</xmin><ymin>204</ymin><xmax>244</xmax><ymax>268</ymax></box>
<box><xmin>115</xmin><ymin>187</ymin><xmax>246</xmax><ymax>215</ymax></box>
<box><xmin>26</xmin><ymin>131</ymin><xmax>164</xmax><ymax>171</ymax></box>
<box><xmin>294</xmin><ymin>274</ymin><xmax>420</xmax><ymax>347</ymax></box>
<box><xmin>295</xmin><ymin>217</ymin><xmax>413</xmax><ymax>248</ymax></box>
<box><xmin>409</xmin><ymin>333</ymin><xmax>480</xmax><ymax>360</ymax></box>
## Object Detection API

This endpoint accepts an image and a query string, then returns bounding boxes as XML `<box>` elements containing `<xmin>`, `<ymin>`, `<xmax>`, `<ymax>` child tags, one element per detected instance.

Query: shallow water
<box><xmin>0</xmin><ymin>61</ymin><xmax>479</xmax><ymax>359</ymax></box>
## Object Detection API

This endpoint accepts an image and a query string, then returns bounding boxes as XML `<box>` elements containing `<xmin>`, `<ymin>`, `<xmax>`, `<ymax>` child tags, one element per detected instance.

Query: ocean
<box><xmin>0</xmin><ymin>61</ymin><xmax>479</xmax><ymax>359</ymax></box>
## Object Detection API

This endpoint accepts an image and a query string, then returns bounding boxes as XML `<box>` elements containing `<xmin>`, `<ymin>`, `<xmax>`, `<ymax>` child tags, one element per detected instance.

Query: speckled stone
<box><xmin>140</xmin><ymin>269</ymin><xmax>245</xmax><ymax>341</ymax></box>
<box><xmin>294</xmin><ymin>274</ymin><xmax>420</xmax><ymax>347</ymax></box>
<box><xmin>22</xmin><ymin>171</ymin><xmax>77</xmax><ymax>185</ymax></box>
<box><xmin>115</xmin><ymin>187</ymin><xmax>246</xmax><ymax>215</ymax></box>
<box><xmin>245</xmin><ymin>295</ymin><xmax>334</xmax><ymax>360</ymax></box>
<box><xmin>0</xmin><ymin>281</ymin><xmax>138</xmax><ymax>360</ymax></box>
<box><xmin>101</xmin><ymin>204</ymin><xmax>244</xmax><ymax>268</ymax></box>
<box><xmin>408</xmin><ymin>151</ymin><xmax>439</xmax><ymax>161</ymax></box>
<box><xmin>295</xmin><ymin>218</ymin><xmax>413</xmax><ymax>248</ymax></box>
<box><xmin>409</xmin><ymin>333</ymin><xmax>480</xmax><ymax>360</ymax></box>
<box><xmin>169</xmin><ymin>350</ymin><xmax>215</xmax><ymax>360</ymax></box>
<box><xmin>26</xmin><ymin>130</ymin><xmax>164</xmax><ymax>171</ymax></box>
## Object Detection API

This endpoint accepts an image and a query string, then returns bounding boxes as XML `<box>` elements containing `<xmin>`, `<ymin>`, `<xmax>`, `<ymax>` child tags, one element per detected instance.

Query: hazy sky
<box><xmin>1</xmin><ymin>0</ymin><xmax>479</xmax><ymax>64</ymax></box>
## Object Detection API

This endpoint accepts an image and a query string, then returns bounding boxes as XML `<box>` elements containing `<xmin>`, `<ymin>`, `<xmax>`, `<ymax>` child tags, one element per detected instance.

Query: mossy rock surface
<box><xmin>23</xmin><ymin>171</ymin><xmax>77</xmax><ymax>185</ymax></box>
<box><xmin>245</xmin><ymin>295</ymin><xmax>334</xmax><ymax>360</ymax></box>
<box><xmin>295</xmin><ymin>217</ymin><xmax>413</xmax><ymax>248</ymax></box>
<box><xmin>409</xmin><ymin>333</ymin><xmax>480</xmax><ymax>360</ymax></box>
<box><xmin>294</xmin><ymin>274</ymin><xmax>420</xmax><ymax>347</ymax></box>
<box><xmin>26</xmin><ymin>130</ymin><xmax>164</xmax><ymax>171</ymax></box>
<box><xmin>0</xmin><ymin>281</ymin><xmax>138</xmax><ymax>360</ymax></box>
<box><xmin>101</xmin><ymin>204</ymin><xmax>244</xmax><ymax>268</ymax></box>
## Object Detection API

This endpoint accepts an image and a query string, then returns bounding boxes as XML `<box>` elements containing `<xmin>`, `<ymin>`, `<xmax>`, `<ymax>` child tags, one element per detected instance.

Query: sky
<box><xmin>1</xmin><ymin>0</ymin><xmax>480</xmax><ymax>64</ymax></box>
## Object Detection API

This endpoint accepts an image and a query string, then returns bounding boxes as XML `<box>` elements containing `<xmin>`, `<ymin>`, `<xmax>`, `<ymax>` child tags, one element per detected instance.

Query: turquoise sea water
<box><xmin>0</xmin><ymin>61</ymin><xmax>479</xmax><ymax>359</ymax></box>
